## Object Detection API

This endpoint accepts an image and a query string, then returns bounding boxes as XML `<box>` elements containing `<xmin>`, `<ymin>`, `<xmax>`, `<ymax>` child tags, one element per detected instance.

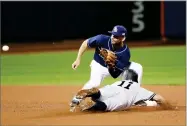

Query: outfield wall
<box><xmin>164</xmin><ymin>1</ymin><xmax>186</xmax><ymax>39</ymax></box>
<box><xmin>1</xmin><ymin>1</ymin><xmax>186</xmax><ymax>45</ymax></box>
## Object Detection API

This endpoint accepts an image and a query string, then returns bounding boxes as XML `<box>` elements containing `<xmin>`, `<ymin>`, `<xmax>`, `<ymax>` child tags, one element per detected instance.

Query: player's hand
<box><xmin>72</xmin><ymin>59</ymin><xmax>80</xmax><ymax>70</ymax></box>
<box><xmin>69</xmin><ymin>96</ymin><xmax>82</xmax><ymax>112</ymax></box>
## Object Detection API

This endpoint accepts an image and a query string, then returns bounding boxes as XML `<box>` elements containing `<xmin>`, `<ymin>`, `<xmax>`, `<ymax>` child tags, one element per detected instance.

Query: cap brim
<box><xmin>108</xmin><ymin>31</ymin><xmax>122</xmax><ymax>36</ymax></box>
<box><xmin>108</xmin><ymin>31</ymin><xmax>112</xmax><ymax>33</ymax></box>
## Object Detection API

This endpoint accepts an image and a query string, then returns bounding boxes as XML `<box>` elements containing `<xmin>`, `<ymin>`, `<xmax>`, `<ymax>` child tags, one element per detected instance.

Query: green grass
<box><xmin>1</xmin><ymin>46</ymin><xmax>186</xmax><ymax>85</ymax></box>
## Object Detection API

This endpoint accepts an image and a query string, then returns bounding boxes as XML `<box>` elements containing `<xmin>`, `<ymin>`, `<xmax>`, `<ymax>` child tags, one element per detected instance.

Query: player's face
<box><xmin>111</xmin><ymin>35</ymin><xmax>125</xmax><ymax>45</ymax></box>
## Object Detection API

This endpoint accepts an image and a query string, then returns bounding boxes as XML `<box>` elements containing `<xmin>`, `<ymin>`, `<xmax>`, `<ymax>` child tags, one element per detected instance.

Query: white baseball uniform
<box><xmin>98</xmin><ymin>80</ymin><xmax>155</xmax><ymax>111</ymax></box>
<box><xmin>82</xmin><ymin>60</ymin><xmax>143</xmax><ymax>89</ymax></box>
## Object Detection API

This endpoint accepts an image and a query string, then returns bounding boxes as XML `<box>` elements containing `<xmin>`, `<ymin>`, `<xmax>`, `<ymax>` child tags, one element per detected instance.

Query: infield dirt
<box><xmin>1</xmin><ymin>85</ymin><xmax>186</xmax><ymax>125</ymax></box>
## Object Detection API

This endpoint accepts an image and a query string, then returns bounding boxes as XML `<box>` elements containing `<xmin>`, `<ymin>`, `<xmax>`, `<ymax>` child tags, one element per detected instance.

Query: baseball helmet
<box><xmin>123</xmin><ymin>69</ymin><xmax>138</xmax><ymax>83</ymax></box>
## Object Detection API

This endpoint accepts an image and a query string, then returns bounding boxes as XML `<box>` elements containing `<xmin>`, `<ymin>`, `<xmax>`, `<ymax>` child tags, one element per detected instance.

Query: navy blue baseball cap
<box><xmin>108</xmin><ymin>25</ymin><xmax>127</xmax><ymax>37</ymax></box>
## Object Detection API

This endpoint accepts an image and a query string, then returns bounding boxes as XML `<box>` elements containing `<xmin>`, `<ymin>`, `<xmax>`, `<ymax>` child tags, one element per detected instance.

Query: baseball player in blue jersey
<box><xmin>71</xmin><ymin>25</ymin><xmax>143</xmax><ymax>107</ymax></box>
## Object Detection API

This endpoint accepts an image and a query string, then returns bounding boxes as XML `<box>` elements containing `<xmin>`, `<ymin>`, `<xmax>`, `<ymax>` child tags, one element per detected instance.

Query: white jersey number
<box><xmin>117</xmin><ymin>81</ymin><xmax>133</xmax><ymax>90</ymax></box>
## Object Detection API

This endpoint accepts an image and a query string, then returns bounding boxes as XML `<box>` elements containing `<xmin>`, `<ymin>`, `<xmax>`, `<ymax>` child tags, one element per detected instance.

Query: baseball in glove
<box><xmin>99</xmin><ymin>48</ymin><xmax>117</xmax><ymax>68</ymax></box>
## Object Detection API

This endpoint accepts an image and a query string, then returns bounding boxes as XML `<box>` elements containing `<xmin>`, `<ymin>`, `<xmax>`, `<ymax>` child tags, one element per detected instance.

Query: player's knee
<box><xmin>88</xmin><ymin>79</ymin><xmax>101</xmax><ymax>88</ymax></box>
<box><xmin>130</xmin><ymin>62</ymin><xmax>143</xmax><ymax>72</ymax></box>
<box><xmin>136</xmin><ymin>63</ymin><xmax>143</xmax><ymax>73</ymax></box>
<box><xmin>83</xmin><ymin>80</ymin><xmax>101</xmax><ymax>90</ymax></box>
<box><xmin>133</xmin><ymin>63</ymin><xmax>143</xmax><ymax>83</ymax></box>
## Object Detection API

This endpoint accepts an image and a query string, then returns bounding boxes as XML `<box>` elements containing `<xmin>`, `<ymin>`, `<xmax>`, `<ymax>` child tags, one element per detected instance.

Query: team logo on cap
<box><xmin>113</xmin><ymin>27</ymin><xmax>118</xmax><ymax>32</ymax></box>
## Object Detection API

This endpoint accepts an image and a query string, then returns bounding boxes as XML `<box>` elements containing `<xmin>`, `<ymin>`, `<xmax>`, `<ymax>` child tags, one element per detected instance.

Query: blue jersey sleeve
<box><xmin>87</xmin><ymin>35</ymin><xmax>102</xmax><ymax>48</ymax></box>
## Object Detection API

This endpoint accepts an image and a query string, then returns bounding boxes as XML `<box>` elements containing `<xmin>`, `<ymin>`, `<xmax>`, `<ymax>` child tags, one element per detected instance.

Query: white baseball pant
<box><xmin>82</xmin><ymin>60</ymin><xmax>143</xmax><ymax>89</ymax></box>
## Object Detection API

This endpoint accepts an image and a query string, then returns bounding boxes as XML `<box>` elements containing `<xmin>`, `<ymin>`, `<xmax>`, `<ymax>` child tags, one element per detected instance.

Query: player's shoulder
<box><xmin>99</xmin><ymin>34</ymin><xmax>110</xmax><ymax>38</ymax></box>
<box><xmin>94</xmin><ymin>34</ymin><xmax>110</xmax><ymax>41</ymax></box>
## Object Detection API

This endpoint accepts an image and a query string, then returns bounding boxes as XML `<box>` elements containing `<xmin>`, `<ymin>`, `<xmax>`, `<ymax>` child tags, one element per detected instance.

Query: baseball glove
<box><xmin>99</xmin><ymin>48</ymin><xmax>117</xmax><ymax>68</ymax></box>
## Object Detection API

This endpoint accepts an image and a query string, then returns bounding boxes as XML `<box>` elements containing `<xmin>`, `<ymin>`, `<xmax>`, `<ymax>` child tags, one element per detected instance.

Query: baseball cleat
<box><xmin>79</xmin><ymin>97</ymin><xmax>96</xmax><ymax>111</ymax></box>
<box><xmin>76</xmin><ymin>88</ymin><xmax>99</xmax><ymax>99</ymax></box>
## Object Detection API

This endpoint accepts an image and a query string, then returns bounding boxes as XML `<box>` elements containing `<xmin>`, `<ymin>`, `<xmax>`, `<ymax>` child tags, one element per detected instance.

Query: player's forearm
<box><xmin>115</xmin><ymin>59</ymin><xmax>131</xmax><ymax>71</ymax></box>
<box><xmin>115</xmin><ymin>60</ymin><xmax>126</xmax><ymax>71</ymax></box>
<box><xmin>76</xmin><ymin>39</ymin><xmax>88</xmax><ymax>60</ymax></box>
